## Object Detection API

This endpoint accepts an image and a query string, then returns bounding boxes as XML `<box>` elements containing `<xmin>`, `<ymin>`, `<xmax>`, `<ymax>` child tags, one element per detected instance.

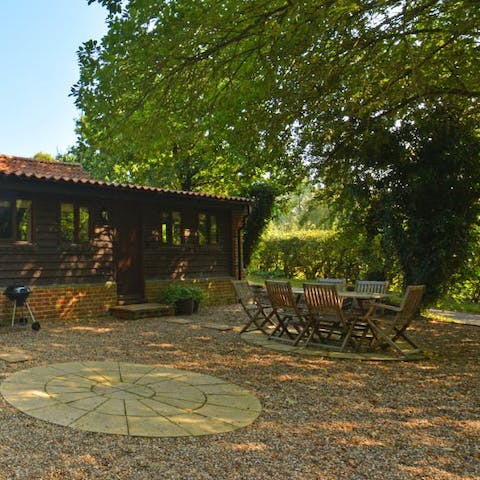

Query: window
<box><xmin>160</xmin><ymin>212</ymin><xmax>169</xmax><ymax>243</ymax></box>
<box><xmin>78</xmin><ymin>206</ymin><xmax>90</xmax><ymax>242</ymax></box>
<box><xmin>157</xmin><ymin>211</ymin><xmax>182</xmax><ymax>245</ymax></box>
<box><xmin>0</xmin><ymin>201</ymin><xmax>12</xmax><ymax>239</ymax></box>
<box><xmin>172</xmin><ymin>211</ymin><xmax>182</xmax><ymax>245</ymax></box>
<box><xmin>210</xmin><ymin>215</ymin><xmax>218</xmax><ymax>245</ymax></box>
<box><xmin>0</xmin><ymin>199</ymin><xmax>32</xmax><ymax>242</ymax></box>
<box><xmin>198</xmin><ymin>213</ymin><xmax>218</xmax><ymax>245</ymax></box>
<box><xmin>60</xmin><ymin>203</ymin><xmax>90</xmax><ymax>244</ymax></box>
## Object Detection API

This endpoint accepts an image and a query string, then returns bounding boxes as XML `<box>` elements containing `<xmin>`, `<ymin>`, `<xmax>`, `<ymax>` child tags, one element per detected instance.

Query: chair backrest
<box><xmin>355</xmin><ymin>280</ymin><xmax>388</xmax><ymax>294</ymax></box>
<box><xmin>303</xmin><ymin>283</ymin><xmax>344</xmax><ymax>318</ymax></box>
<box><xmin>265</xmin><ymin>281</ymin><xmax>297</xmax><ymax>309</ymax></box>
<box><xmin>315</xmin><ymin>278</ymin><xmax>346</xmax><ymax>292</ymax></box>
<box><xmin>231</xmin><ymin>280</ymin><xmax>256</xmax><ymax>306</ymax></box>
<box><xmin>397</xmin><ymin>285</ymin><xmax>426</xmax><ymax>322</ymax></box>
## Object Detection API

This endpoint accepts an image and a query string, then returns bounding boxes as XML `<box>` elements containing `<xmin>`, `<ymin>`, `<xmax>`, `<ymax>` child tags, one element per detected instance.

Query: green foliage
<box><xmin>33</xmin><ymin>152</ymin><xmax>56</xmax><ymax>162</ymax></box>
<box><xmin>75</xmin><ymin>0</ymin><xmax>480</xmax><ymax>302</ymax></box>
<box><xmin>76</xmin><ymin>0</ymin><xmax>480</xmax><ymax>192</ymax></box>
<box><xmin>241</xmin><ymin>182</ymin><xmax>277</xmax><ymax>267</ymax></box>
<box><xmin>273</xmin><ymin>182</ymin><xmax>335</xmax><ymax>231</ymax></box>
<box><xmin>249</xmin><ymin>227</ymin><xmax>394</xmax><ymax>285</ymax></box>
<box><xmin>440</xmin><ymin>226</ymin><xmax>480</xmax><ymax>304</ymax></box>
<box><xmin>74</xmin><ymin>0</ymin><xmax>309</xmax><ymax>194</ymax></box>
<box><xmin>158</xmin><ymin>284</ymin><xmax>204</xmax><ymax>304</ymax></box>
<box><xmin>320</xmin><ymin>106</ymin><xmax>480</xmax><ymax>303</ymax></box>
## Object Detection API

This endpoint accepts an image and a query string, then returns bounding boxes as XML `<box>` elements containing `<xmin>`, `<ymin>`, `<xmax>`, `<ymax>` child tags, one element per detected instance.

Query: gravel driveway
<box><xmin>0</xmin><ymin>305</ymin><xmax>478</xmax><ymax>480</ymax></box>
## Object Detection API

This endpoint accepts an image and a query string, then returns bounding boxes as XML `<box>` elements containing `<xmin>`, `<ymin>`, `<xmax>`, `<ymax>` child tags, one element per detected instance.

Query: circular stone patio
<box><xmin>0</xmin><ymin>361</ymin><xmax>261</xmax><ymax>437</ymax></box>
<box><xmin>241</xmin><ymin>330</ymin><xmax>426</xmax><ymax>361</ymax></box>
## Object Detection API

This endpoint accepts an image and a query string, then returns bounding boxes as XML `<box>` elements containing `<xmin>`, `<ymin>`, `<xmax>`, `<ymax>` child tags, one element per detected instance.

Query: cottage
<box><xmin>0</xmin><ymin>154</ymin><xmax>249</xmax><ymax>322</ymax></box>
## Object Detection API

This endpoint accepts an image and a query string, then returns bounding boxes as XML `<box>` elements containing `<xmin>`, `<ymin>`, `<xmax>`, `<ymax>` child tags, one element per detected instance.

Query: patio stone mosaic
<box><xmin>241</xmin><ymin>330</ymin><xmax>426</xmax><ymax>361</ymax></box>
<box><xmin>0</xmin><ymin>361</ymin><xmax>261</xmax><ymax>437</ymax></box>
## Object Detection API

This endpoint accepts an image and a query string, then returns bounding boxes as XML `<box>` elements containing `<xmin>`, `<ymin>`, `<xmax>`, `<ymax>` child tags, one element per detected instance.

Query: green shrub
<box><xmin>249</xmin><ymin>227</ymin><xmax>397</xmax><ymax>284</ymax></box>
<box><xmin>158</xmin><ymin>284</ymin><xmax>204</xmax><ymax>304</ymax></box>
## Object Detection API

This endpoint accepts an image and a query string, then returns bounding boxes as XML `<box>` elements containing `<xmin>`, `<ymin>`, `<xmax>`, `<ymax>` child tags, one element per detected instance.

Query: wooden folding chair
<box><xmin>355</xmin><ymin>280</ymin><xmax>389</xmax><ymax>294</ymax></box>
<box><xmin>359</xmin><ymin>285</ymin><xmax>426</xmax><ymax>357</ymax></box>
<box><xmin>316</xmin><ymin>278</ymin><xmax>346</xmax><ymax>291</ymax></box>
<box><xmin>231</xmin><ymin>280</ymin><xmax>274</xmax><ymax>333</ymax></box>
<box><xmin>265</xmin><ymin>281</ymin><xmax>308</xmax><ymax>342</ymax></box>
<box><xmin>353</xmin><ymin>280</ymin><xmax>389</xmax><ymax>313</ymax></box>
<box><xmin>303</xmin><ymin>283</ymin><xmax>361</xmax><ymax>350</ymax></box>
<box><xmin>316</xmin><ymin>278</ymin><xmax>353</xmax><ymax>311</ymax></box>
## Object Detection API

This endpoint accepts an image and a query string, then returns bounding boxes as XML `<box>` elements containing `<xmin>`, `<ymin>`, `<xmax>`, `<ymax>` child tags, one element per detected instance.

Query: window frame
<box><xmin>157</xmin><ymin>210</ymin><xmax>183</xmax><ymax>246</ymax></box>
<box><xmin>59</xmin><ymin>202</ymin><xmax>92</xmax><ymax>245</ymax></box>
<box><xmin>198</xmin><ymin>212</ymin><xmax>219</xmax><ymax>246</ymax></box>
<box><xmin>0</xmin><ymin>197</ymin><xmax>33</xmax><ymax>244</ymax></box>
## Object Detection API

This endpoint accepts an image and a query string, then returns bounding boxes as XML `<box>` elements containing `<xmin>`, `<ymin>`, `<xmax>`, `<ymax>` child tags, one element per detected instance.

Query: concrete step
<box><xmin>110</xmin><ymin>303</ymin><xmax>174</xmax><ymax>320</ymax></box>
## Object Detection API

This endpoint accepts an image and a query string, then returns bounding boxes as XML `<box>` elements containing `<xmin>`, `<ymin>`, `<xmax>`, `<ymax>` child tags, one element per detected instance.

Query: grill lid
<box><xmin>4</xmin><ymin>285</ymin><xmax>31</xmax><ymax>302</ymax></box>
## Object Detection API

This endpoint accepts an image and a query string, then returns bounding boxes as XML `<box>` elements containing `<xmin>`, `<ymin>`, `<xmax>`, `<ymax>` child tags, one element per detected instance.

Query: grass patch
<box><xmin>432</xmin><ymin>298</ymin><xmax>480</xmax><ymax>314</ymax></box>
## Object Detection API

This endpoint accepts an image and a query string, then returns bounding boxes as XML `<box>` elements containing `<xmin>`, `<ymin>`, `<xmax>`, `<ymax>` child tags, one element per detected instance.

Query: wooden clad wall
<box><xmin>0</xmin><ymin>192</ymin><xmax>114</xmax><ymax>286</ymax></box>
<box><xmin>142</xmin><ymin>202</ymin><xmax>234</xmax><ymax>280</ymax></box>
<box><xmin>0</xmin><ymin>179</ymin><xmax>248</xmax><ymax>290</ymax></box>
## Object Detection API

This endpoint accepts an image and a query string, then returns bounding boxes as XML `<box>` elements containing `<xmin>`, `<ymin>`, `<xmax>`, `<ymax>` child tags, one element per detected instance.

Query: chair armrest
<box><xmin>365</xmin><ymin>301</ymin><xmax>401</xmax><ymax>312</ymax></box>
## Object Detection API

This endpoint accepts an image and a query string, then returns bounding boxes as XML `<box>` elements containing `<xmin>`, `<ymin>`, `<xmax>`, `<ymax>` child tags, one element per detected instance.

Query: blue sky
<box><xmin>1</xmin><ymin>1</ymin><xmax>107</xmax><ymax>158</ymax></box>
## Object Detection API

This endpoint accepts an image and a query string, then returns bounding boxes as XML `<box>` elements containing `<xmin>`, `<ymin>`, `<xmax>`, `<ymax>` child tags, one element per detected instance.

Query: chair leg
<box><xmin>368</xmin><ymin>323</ymin><xmax>410</xmax><ymax>357</ymax></box>
<box><xmin>268</xmin><ymin>314</ymin><xmax>286</xmax><ymax>338</ymax></box>
<box><xmin>340</xmin><ymin>320</ymin><xmax>358</xmax><ymax>352</ymax></box>
<box><xmin>269</xmin><ymin>314</ymin><xmax>296</xmax><ymax>340</ymax></box>
<box><xmin>260</xmin><ymin>310</ymin><xmax>276</xmax><ymax>329</ymax></box>
<box><xmin>240</xmin><ymin>320</ymin><xmax>254</xmax><ymax>333</ymax></box>
<box><xmin>293</xmin><ymin>319</ymin><xmax>315</xmax><ymax>346</ymax></box>
<box><xmin>240</xmin><ymin>313</ymin><xmax>265</xmax><ymax>333</ymax></box>
<box><xmin>391</xmin><ymin>327</ymin><xmax>420</xmax><ymax>349</ymax></box>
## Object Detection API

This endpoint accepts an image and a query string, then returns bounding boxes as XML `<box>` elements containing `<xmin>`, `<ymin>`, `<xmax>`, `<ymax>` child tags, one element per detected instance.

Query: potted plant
<box><xmin>190</xmin><ymin>286</ymin><xmax>204</xmax><ymax>313</ymax></box>
<box><xmin>158</xmin><ymin>284</ymin><xmax>203</xmax><ymax>315</ymax></box>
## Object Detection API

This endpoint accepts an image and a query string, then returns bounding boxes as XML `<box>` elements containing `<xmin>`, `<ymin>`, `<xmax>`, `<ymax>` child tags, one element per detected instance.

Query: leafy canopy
<box><xmin>75</xmin><ymin>1</ymin><xmax>478</xmax><ymax>193</ymax></box>
<box><xmin>74</xmin><ymin>1</ymin><xmax>480</xmax><ymax>299</ymax></box>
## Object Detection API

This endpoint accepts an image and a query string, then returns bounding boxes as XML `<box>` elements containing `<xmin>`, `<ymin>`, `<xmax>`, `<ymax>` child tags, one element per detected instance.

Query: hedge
<box><xmin>249</xmin><ymin>228</ymin><xmax>393</xmax><ymax>284</ymax></box>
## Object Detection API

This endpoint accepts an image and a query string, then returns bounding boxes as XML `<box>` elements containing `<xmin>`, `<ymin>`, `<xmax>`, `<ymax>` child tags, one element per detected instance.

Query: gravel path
<box><xmin>0</xmin><ymin>305</ymin><xmax>479</xmax><ymax>480</ymax></box>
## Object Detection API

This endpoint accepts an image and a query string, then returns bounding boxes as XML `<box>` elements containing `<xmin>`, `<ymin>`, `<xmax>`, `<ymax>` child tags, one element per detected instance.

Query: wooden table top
<box><xmin>292</xmin><ymin>287</ymin><xmax>389</xmax><ymax>300</ymax></box>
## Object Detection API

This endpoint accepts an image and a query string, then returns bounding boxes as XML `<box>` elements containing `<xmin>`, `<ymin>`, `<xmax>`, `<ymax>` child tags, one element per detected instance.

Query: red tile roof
<box><xmin>0</xmin><ymin>154</ymin><xmax>249</xmax><ymax>204</ymax></box>
<box><xmin>0</xmin><ymin>154</ymin><xmax>93</xmax><ymax>181</ymax></box>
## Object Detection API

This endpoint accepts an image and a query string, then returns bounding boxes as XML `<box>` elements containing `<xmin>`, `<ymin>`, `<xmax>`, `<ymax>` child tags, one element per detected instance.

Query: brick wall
<box><xmin>0</xmin><ymin>277</ymin><xmax>236</xmax><ymax>325</ymax></box>
<box><xmin>145</xmin><ymin>277</ymin><xmax>236</xmax><ymax>306</ymax></box>
<box><xmin>0</xmin><ymin>282</ymin><xmax>117</xmax><ymax>324</ymax></box>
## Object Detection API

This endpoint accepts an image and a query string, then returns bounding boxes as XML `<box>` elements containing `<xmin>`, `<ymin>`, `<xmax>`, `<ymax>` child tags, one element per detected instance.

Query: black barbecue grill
<box><xmin>3</xmin><ymin>285</ymin><xmax>40</xmax><ymax>330</ymax></box>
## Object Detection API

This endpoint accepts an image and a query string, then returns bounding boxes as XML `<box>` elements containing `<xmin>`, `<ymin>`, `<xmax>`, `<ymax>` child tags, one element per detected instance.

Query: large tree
<box><xmin>321</xmin><ymin>105</ymin><xmax>480</xmax><ymax>300</ymax></box>
<box><xmin>74</xmin><ymin>0</ymin><xmax>479</xmax><ymax>193</ymax></box>
<box><xmin>74</xmin><ymin>0</ymin><xmax>314</xmax><ymax>192</ymax></box>
<box><xmin>74</xmin><ymin>0</ymin><xmax>479</xmax><ymax>296</ymax></box>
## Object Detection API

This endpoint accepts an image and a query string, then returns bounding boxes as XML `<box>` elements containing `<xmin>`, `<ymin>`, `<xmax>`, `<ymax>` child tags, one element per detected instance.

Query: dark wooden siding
<box><xmin>0</xmin><ymin>177</ymin><xmax>248</xmax><ymax>287</ymax></box>
<box><xmin>0</xmin><ymin>191</ymin><xmax>114</xmax><ymax>286</ymax></box>
<box><xmin>143</xmin><ymin>202</ymin><xmax>234</xmax><ymax>279</ymax></box>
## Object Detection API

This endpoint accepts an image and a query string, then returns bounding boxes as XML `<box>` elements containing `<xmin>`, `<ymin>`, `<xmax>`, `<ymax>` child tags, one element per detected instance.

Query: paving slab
<box><xmin>201</xmin><ymin>323</ymin><xmax>232</xmax><ymax>331</ymax></box>
<box><xmin>164</xmin><ymin>318</ymin><xmax>191</xmax><ymax>325</ymax></box>
<box><xmin>0</xmin><ymin>349</ymin><xmax>34</xmax><ymax>363</ymax></box>
<box><xmin>0</xmin><ymin>361</ymin><xmax>261</xmax><ymax>438</ymax></box>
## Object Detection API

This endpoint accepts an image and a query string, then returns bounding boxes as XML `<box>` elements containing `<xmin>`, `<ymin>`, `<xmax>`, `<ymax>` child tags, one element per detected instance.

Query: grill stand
<box><xmin>11</xmin><ymin>299</ymin><xmax>37</xmax><ymax>328</ymax></box>
<box><xmin>4</xmin><ymin>286</ymin><xmax>40</xmax><ymax>331</ymax></box>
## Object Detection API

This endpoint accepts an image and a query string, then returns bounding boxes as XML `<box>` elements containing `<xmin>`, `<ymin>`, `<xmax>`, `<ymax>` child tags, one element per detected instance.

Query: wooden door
<box><xmin>114</xmin><ymin>204</ymin><xmax>144</xmax><ymax>304</ymax></box>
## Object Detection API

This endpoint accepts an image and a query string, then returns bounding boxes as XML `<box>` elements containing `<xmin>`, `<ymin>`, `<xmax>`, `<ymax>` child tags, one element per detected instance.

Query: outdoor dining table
<box><xmin>290</xmin><ymin>286</ymin><xmax>392</xmax><ymax>351</ymax></box>
<box><xmin>340</xmin><ymin>291</ymin><xmax>389</xmax><ymax>310</ymax></box>
<box><xmin>292</xmin><ymin>287</ymin><xmax>390</xmax><ymax>306</ymax></box>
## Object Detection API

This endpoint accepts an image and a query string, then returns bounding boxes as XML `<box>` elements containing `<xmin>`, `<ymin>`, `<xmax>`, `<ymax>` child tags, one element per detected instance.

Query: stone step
<box><xmin>109</xmin><ymin>303</ymin><xmax>174</xmax><ymax>320</ymax></box>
